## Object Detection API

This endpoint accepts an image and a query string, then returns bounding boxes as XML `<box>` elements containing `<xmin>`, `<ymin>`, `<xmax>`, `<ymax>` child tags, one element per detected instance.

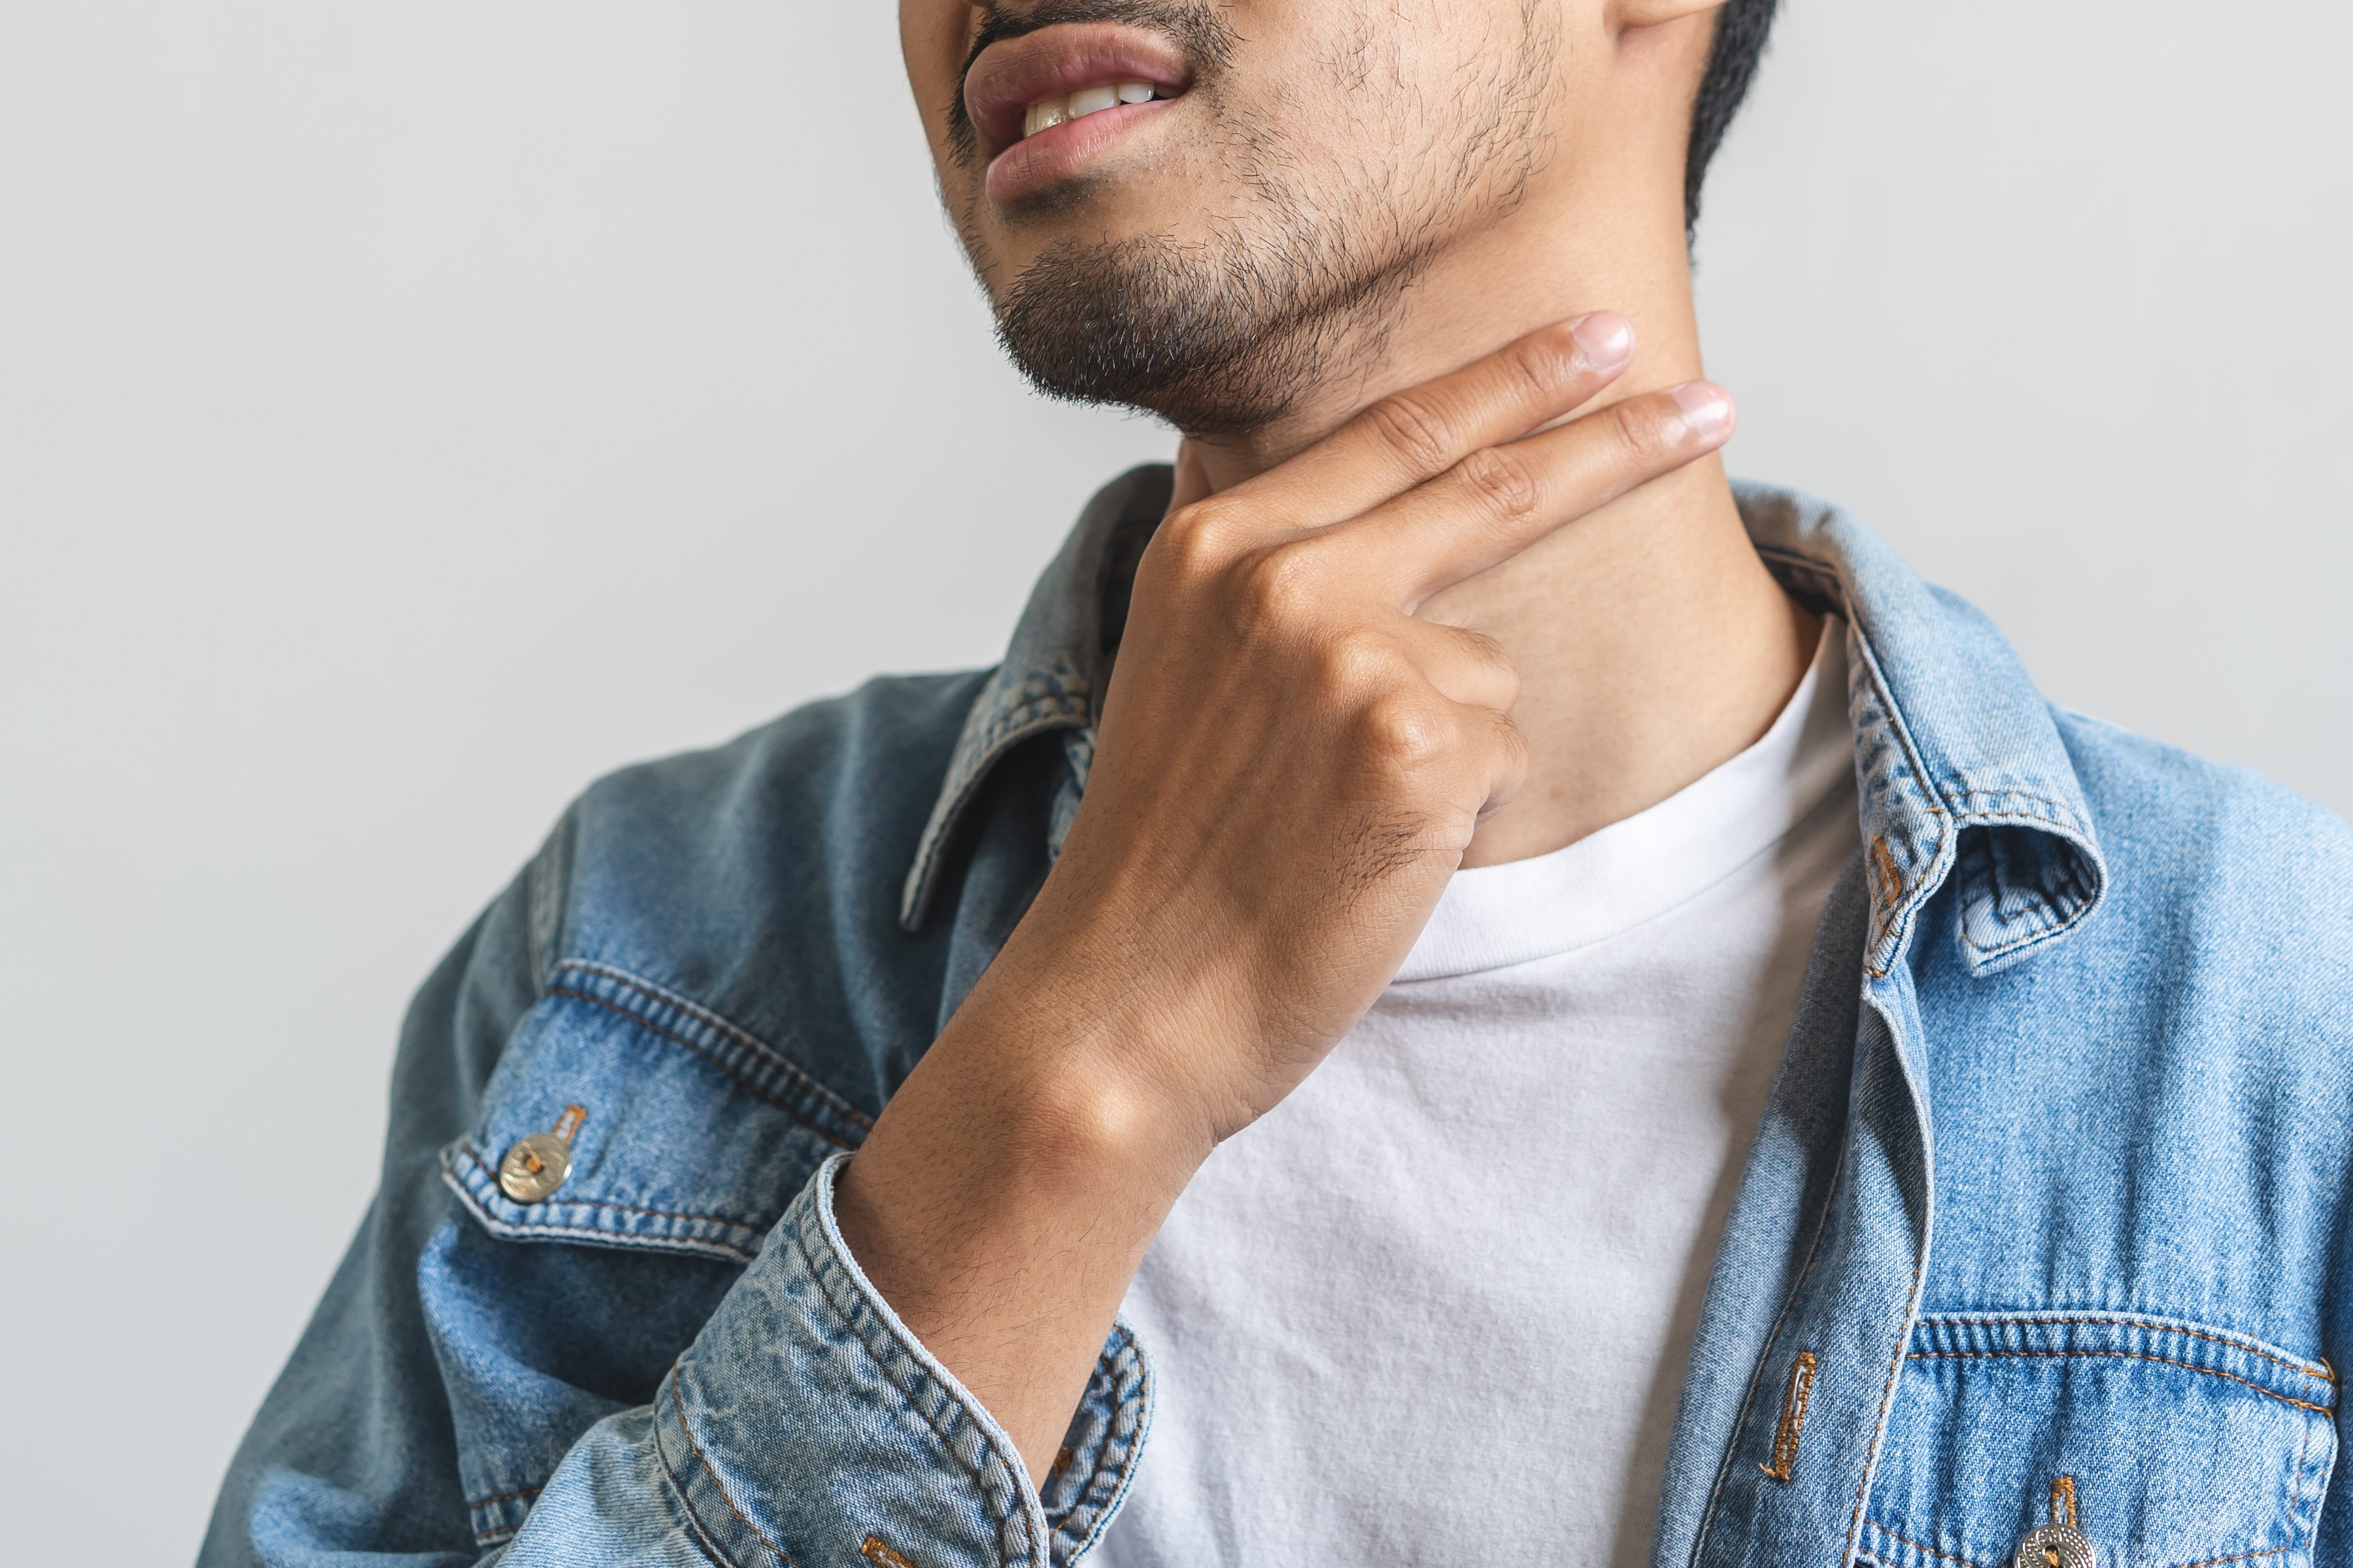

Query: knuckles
<box><xmin>1603</xmin><ymin>396</ymin><xmax>1670</xmax><ymax>465</ymax></box>
<box><xmin>1359</xmin><ymin>390</ymin><xmax>1462</xmax><ymax>476</ymax></box>
<box><xmin>1230</xmin><ymin>540</ymin><xmax>1329</xmax><ymax>629</ymax></box>
<box><xmin>1451</xmin><ymin>443</ymin><xmax>1542</xmax><ymax>525</ymax></box>
<box><xmin>1503</xmin><ymin>326</ymin><xmax>1588</xmax><ymax>407</ymax></box>
<box><xmin>1155</xmin><ymin>499</ymin><xmax>1249</xmax><ymax>579</ymax></box>
<box><xmin>1356</xmin><ymin>691</ymin><xmax>1453</xmax><ymax>775</ymax></box>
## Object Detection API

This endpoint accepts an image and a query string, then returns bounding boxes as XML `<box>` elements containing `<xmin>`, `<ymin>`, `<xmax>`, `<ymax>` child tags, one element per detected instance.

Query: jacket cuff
<box><xmin>653</xmin><ymin>1153</ymin><xmax>1153</xmax><ymax>1568</ymax></box>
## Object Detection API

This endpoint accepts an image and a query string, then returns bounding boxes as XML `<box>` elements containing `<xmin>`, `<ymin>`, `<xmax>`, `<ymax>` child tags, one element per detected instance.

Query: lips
<box><xmin>963</xmin><ymin>21</ymin><xmax>1193</xmax><ymax>167</ymax></box>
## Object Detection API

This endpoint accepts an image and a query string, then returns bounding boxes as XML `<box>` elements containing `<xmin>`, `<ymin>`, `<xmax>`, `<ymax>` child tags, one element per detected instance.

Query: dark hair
<box><xmin>1685</xmin><ymin>0</ymin><xmax>1780</xmax><ymax>231</ymax></box>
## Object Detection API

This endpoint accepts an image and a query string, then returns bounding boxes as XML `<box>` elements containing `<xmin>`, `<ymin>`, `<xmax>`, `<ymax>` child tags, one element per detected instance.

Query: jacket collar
<box><xmin>902</xmin><ymin>469</ymin><xmax>2106</xmax><ymax>979</ymax></box>
<box><xmin>899</xmin><ymin>465</ymin><xmax>1170</xmax><ymax>931</ymax></box>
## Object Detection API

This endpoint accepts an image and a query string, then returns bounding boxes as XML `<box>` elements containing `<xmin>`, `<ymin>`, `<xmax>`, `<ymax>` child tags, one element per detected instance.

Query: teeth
<box><xmin>1020</xmin><ymin>83</ymin><xmax>1162</xmax><ymax>139</ymax></box>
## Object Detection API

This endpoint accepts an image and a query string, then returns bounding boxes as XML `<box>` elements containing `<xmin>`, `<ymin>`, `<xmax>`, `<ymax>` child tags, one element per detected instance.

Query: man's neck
<box><xmin>1174</xmin><ymin>199</ymin><xmax>1819</xmax><ymax>867</ymax></box>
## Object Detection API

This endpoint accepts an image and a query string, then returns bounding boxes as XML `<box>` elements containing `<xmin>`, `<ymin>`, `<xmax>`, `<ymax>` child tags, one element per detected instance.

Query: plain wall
<box><xmin>2</xmin><ymin>1</ymin><xmax>2346</xmax><ymax>1557</ymax></box>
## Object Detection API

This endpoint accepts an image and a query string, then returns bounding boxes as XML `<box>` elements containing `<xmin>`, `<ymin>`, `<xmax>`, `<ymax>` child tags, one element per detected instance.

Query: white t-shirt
<box><xmin>1094</xmin><ymin>622</ymin><xmax>1857</xmax><ymax>1568</ymax></box>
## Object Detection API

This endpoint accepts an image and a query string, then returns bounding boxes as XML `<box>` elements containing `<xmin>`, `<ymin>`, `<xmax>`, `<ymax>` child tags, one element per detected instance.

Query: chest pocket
<box><xmin>444</xmin><ymin>958</ymin><xmax>872</xmax><ymax>1261</ymax></box>
<box><xmin>1860</xmin><ymin>1314</ymin><xmax>2337</xmax><ymax>1568</ymax></box>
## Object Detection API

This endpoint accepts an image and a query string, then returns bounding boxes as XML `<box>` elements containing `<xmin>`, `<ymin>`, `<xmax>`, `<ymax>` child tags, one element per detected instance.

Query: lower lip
<box><xmin>985</xmin><ymin>98</ymin><xmax>1174</xmax><ymax>204</ymax></box>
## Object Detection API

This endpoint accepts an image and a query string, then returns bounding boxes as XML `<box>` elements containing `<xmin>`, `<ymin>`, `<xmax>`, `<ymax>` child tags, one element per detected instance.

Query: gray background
<box><xmin>2</xmin><ymin>1</ymin><xmax>2346</xmax><ymax>1556</ymax></box>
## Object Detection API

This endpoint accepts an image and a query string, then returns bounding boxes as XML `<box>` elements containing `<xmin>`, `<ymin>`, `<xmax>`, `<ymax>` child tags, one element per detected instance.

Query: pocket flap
<box><xmin>1863</xmin><ymin>1313</ymin><xmax>2337</xmax><ymax>1568</ymax></box>
<box><xmin>441</xmin><ymin>959</ymin><xmax>872</xmax><ymax>1261</ymax></box>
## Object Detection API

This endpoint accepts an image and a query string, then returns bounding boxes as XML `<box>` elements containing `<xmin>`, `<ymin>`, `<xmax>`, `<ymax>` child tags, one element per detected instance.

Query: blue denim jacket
<box><xmin>204</xmin><ymin>471</ymin><xmax>2353</xmax><ymax>1568</ymax></box>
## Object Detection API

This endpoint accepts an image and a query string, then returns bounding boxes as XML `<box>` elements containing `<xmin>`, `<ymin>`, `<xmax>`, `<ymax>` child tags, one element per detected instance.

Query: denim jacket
<box><xmin>203</xmin><ymin>471</ymin><xmax>2353</xmax><ymax>1568</ymax></box>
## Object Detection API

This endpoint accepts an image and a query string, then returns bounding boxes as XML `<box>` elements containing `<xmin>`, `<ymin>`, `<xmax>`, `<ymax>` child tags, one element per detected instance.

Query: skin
<box><xmin>839</xmin><ymin>0</ymin><xmax>1821</xmax><ymax>1479</ymax></box>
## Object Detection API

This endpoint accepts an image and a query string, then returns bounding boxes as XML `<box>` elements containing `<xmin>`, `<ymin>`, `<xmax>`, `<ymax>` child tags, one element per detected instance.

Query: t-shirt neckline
<box><xmin>1393</xmin><ymin>621</ymin><xmax>1853</xmax><ymax>983</ymax></box>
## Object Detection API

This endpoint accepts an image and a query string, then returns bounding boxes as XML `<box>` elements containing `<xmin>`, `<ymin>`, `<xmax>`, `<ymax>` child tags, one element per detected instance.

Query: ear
<box><xmin>1614</xmin><ymin>0</ymin><xmax>1730</xmax><ymax>27</ymax></box>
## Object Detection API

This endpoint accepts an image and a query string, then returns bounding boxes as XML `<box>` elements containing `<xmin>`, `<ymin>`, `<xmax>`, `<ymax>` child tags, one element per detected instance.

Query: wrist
<box><xmin>930</xmin><ymin>963</ymin><xmax>1222</xmax><ymax>1200</ymax></box>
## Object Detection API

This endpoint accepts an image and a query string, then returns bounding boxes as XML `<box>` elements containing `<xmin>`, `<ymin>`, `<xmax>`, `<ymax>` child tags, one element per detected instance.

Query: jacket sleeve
<box><xmin>198</xmin><ymin>841</ymin><xmax>1153</xmax><ymax>1568</ymax></box>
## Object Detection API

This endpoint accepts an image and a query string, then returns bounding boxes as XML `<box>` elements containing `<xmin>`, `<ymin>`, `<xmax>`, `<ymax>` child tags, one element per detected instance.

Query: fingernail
<box><xmin>1669</xmin><ymin>380</ymin><xmax>1735</xmax><ymax>442</ymax></box>
<box><xmin>1570</xmin><ymin>312</ymin><xmax>1634</xmax><ymax>371</ymax></box>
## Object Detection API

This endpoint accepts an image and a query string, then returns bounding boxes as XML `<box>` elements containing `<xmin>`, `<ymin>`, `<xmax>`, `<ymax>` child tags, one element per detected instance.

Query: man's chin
<box><xmin>989</xmin><ymin>244</ymin><xmax>1296</xmax><ymax>435</ymax></box>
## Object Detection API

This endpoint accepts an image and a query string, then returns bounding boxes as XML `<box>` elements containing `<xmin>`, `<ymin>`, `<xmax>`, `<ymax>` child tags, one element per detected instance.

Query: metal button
<box><xmin>2014</xmin><ymin>1525</ymin><xmax>2095</xmax><ymax>1568</ymax></box>
<box><xmin>498</xmin><ymin>1132</ymin><xmax>573</xmax><ymax>1203</ymax></box>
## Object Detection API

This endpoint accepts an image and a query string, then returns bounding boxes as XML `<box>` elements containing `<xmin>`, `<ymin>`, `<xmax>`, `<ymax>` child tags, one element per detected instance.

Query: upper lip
<box><xmin>963</xmin><ymin>22</ymin><xmax>1191</xmax><ymax>158</ymax></box>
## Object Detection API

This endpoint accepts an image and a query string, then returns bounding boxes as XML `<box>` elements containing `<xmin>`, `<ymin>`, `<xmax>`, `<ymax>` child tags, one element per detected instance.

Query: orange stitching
<box><xmin>1047</xmin><ymin>1327</ymin><xmax>1152</xmax><ymax>1560</ymax></box>
<box><xmin>649</xmin><ymin>1364</ymin><xmax>746</xmax><ymax>1568</ymax></box>
<box><xmin>1759</xmin><ymin>1351</ymin><xmax>1816</xmax><ymax>1482</ymax></box>
<box><xmin>790</xmin><ymin>1212</ymin><xmax>1027</xmax><ymax>1553</ymax></box>
<box><xmin>861</xmin><ymin>1539</ymin><xmax>921</xmax><ymax>1568</ymax></box>
<box><xmin>545</xmin><ymin>985</ymin><xmax>858</xmax><ymax>1148</ymax></box>
<box><xmin>1906</xmin><ymin>1348</ymin><xmax>2335</xmax><ymax>1414</ymax></box>
<box><xmin>454</xmin><ymin>1145</ymin><xmax>768</xmax><ymax>1233</ymax></box>
<box><xmin>1870</xmin><ymin>837</ymin><xmax>1903</xmax><ymax>905</ymax></box>
<box><xmin>676</xmin><ymin>1354</ymin><xmax>804</xmax><ymax>1567</ymax></box>
<box><xmin>1846</xmin><ymin>1222</ymin><xmax>1935</xmax><ymax>1558</ymax></box>
<box><xmin>2050</xmin><ymin>1475</ymin><xmax>2076</xmax><ymax>1529</ymax></box>
<box><xmin>553</xmin><ymin>1104</ymin><xmax>588</xmax><ymax>1143</ymax></box>
<box><xmin>1914</xmin><ymin>1315</ymin><xmax>2334</xmax><ymax>1383</ymax></box>
<box><xmin>552</xmin><ymin>961</ymin><xmax>876</xmax><ymax>1129</ymax></box>
<box><xmin>1870</xmin><ymin>1522</ymin><xmax>1991</xmax><ymax>1568</ymax></box>
<box><xmin>2166</xmin><ymin>1548</ymin><xmax>2295</xmax><ymax>1568</ymax></box>
<box><xmin>467</xmin><ymin>1482</ymin><xmax>546</xmax><ymax>1509</ymax></box>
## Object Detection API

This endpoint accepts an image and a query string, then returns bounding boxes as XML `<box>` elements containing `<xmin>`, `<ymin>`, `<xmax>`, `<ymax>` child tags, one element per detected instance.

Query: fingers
<box><xmin>1402</xmin><ymin>622</ymin><xmax>1519</xmax><ymax>713</ymax></box>
<box><xmin>1464</xmin><ymin>703</ymin><xmax>1532</xmax><ymax>820</ymax></box>
<box><xmin>1349</xmin><ymin>379</ymin><xmax>1736</xmax><ymax>609</ymax></box>
<box><xmin>1219</xmin><ymin>314</ymin><xmax>1638</xmax><ymax>531</ymax></box>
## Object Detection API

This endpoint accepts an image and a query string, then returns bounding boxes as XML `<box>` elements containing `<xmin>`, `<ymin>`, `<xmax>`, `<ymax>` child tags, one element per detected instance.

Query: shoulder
<box><xmin>2039</xmin><ymin>705</ymin><xmax>2353</xmax><ymax>1035</ymax></box>
<box><xmin>2052</xmin><ymin>705</ymin><xmax>2353</xmax><ymax>926</ymax></box>
<box><xmin>562</xmin><ymin>669</ymin><xmax>987</xmax><ymax>904</ymax></box>
<box><xmin>525</xmin><ymin>669</ymin><xmax>994</xmax><ymax>1114</ymax></box>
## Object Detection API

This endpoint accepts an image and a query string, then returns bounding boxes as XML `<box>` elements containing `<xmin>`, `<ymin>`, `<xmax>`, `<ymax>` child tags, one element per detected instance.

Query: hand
<box><xmin>834</xmin><ymin>314</ymin><xmax>1735</xmax><ymax>1476</ymax></box>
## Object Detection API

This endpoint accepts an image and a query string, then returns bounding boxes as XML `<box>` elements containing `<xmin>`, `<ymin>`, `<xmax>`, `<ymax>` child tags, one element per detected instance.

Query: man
<box><xmin>205</xmin><ymin>0</ymin><xmax>2353</xmax><ymax>1565</ymax></box>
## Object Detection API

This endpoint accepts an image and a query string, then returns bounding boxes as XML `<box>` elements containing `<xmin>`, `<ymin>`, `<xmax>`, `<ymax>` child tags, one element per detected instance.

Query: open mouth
<box><xmin>1019</xmin><ymin>80</ymin><xmax>1176</xmax><ymax>141</ymax></box>
<box><xmin>964</xmin><ymin>21</ymin><xmax>1193</xmax><ymax>195</ymax></box>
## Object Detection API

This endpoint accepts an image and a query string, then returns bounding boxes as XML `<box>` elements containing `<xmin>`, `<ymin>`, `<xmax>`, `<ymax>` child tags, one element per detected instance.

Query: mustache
<box><xmin>947</xmin><ymin>0</ymin><xmax>1238</xmax><ymax>163</ymax></box>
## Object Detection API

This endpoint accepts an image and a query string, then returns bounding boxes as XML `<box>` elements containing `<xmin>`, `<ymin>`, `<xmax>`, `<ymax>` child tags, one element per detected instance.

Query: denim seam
<box><xmin>2173</xmin><ymin>1549</ymin><xmax>2298</xmax><ymax>1568</ymax></box>
<box><xmin>1904</xmin><ymin>1349</ymin><xmax>2333</xmax><ymax>1416</ymax></box>
<box><xmin>651</xmin><ymin>1380</ymin><xmax>746</xmax><ymax>1568</ymax></box>
<box><xmin>468</xmin><ymin>1482</ymin><xmax>545</xmax><ymax>1509</ymax></box>
<box><xmin>544</xmin><ymin>976</ymin><xmax>864</xmax><ymax>1148</ymax></box>
<box><xmin>1845</xmin><ymin>1010</ymin><xmax>1939</xmax><ymax>1568</ymax></box>
<box><xmin>1847</xmin><ymin>1270</ymin><xmax>1934</xmax><ymax>1561</ymax></box>
<box><xmin>1863</xmin><ymin>1520</ymin><xmax>1989</xmax><ymax>1568</ymax></box>
<box><xmin>675</xmin><ymin>1350</ymin><xmax>806</xmax><ymax>1568</ymax></box>
<box><xmin>452</xmin><ymin>1146</ymin><xmax>768</xmax><ymax>1231</ymax></box>
<box><xmin>903</xmin><ymin>689</ymin><xmax>1092</xmax><ymax>930</ymax></box>
<box><xmin>1946</xmin><ymin>789</ymin><xmax>2092</xmax><ymax>836</ymax></box>
<box><xmin>790</xmin><ymin>1199</ymin><xmax>1034</xmax><ymax>1568</ymax></box>
<box><xmin>551</xmin><ymin>960</ymin><xmax>872</xmax><ymax>1131</ymax></box>
<box><xmin>440</xmin><ymin>1146</ymin><xmax>768</xmax><ymax>1263</ymax></box>
<box><xmin>445</xmin><ymin>1147</ymin><xmax>767</xmax><ymax>1241</ymax></box>
<box><xmin>1912</xmin><ymin>1313</ymin><xmax>2335</xmax><ymax>1384</ymax></box>
<box><xmin>1844</xmin><ymin>626</ymin><xmax>1953</xmax><ymax>980</ymax></box>
<box><xmin>1687</xmin><ymin>1137</ymin><xmax>1855</xmax><ymax>1568</ymax></box>
<box><xmin>1047</xmin><ymin>1322</ymin><xmax>1154</xmax><ymax>1561</ymax></box>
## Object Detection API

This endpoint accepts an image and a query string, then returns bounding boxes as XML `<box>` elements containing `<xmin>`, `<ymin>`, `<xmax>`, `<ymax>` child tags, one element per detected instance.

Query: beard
<box><xmin>989</xmin><ymin>209</ymin><xmax>1441</xmax><ymax>438</ymax></box>
<box><xmin>950</xmin><ymin>1</ymin><xmax>1558</xmax><ymax>439</ymax></box>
